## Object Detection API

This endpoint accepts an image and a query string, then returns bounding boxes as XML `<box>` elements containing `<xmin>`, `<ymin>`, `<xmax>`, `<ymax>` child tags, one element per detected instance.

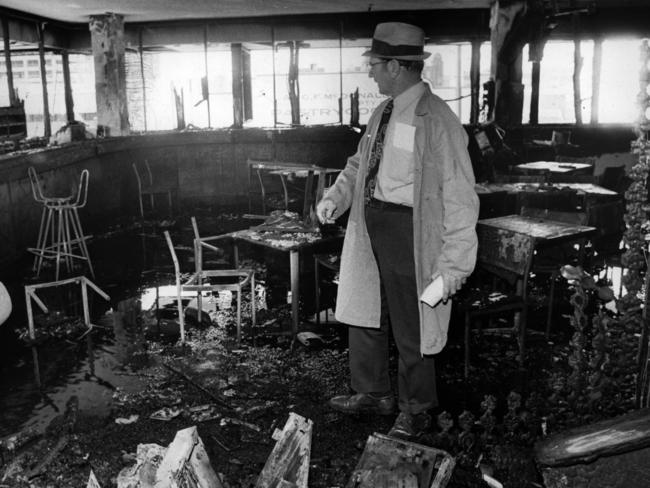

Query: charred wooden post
<box><xmin>1</xmin><ymin>16</ymin><xmax>18</xmax><ymax>107</ymax></box>
<box><xmin>470</xmin><ymin>39</ymin><xmax>481</xmax><ymax>124</ymax></box>
<box><xmin>37</xmin><ymin>22</ymin><xmax>51</xmax><ymax>138</ymax></box>
<box><xmin>489</xmin><ymin>0</ymin><xmax>546</xmax><ymax>128</ymax></box>
<box><xmin>61</xmin><ymin>50</ymin><xmax>75</xmax><ymax>123</ymax></box>
<box><xmin>89</xmin><ymin>13</ymin><xmax>129</xmax><ymax>137</ymax></box>
<box><xmin>256</xmin><ymin>412</ymin><xmax>312</xmax><ymax>488</ymax></box>
<box><xmin>155</xmin><ymin>426</ymin><xmax>223</xmax><ymax>488</ymax></box>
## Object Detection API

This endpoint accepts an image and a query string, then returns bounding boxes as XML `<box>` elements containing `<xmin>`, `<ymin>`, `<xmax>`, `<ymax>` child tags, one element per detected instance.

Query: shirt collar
<box><xmin>392</xmin><ymin>81</ymin><xmax>426</xmax><ymax>113</ymax></box>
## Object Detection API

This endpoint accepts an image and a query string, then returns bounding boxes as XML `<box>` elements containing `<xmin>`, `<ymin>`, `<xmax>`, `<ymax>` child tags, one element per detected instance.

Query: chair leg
<box><xmin>167</xmin><ymin>190</ymin><xmax>173</xmax><ymax>217</ymax></box>
<box><xmin>35</xmin><ymin>206</ymin><xmax>54</xmax><ymax>276</ymax></box>
<box><xmin>519</xmin><ymin>305</ymin><xmax>528</xmax><ymax>368</ymax></box>
<box><xmin>72</xmin><ymin>208</ymin><xmax>94</xmax><ymax>279</ymax></box>
<box><xmin>137</xmin><ymin>192</ymin><xmax>144</xmax><ymax>218</ymax></box>
<box><xmin>545</xmin><ymin>272</ymin><xmax>557</xmax><ymax>338</ymax></box>
<box><xmin>33</xmin><ymin>207</ymin><xmax>48</xmax><ymax>271</ymax></box>
<box><xmin>55</xmin><ymin>207</ymin><xmax>65</xmax><ymax>281</ymax></box>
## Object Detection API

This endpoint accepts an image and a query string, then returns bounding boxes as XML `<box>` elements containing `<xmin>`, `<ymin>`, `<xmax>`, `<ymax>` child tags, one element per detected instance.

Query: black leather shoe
<box><xmin>387</xmin><ymin>411</ymin><xmax>432</xmax><ymax>440</ymax></box>
<box><xmin>328</xmin><ymin>392</ymin><xmax>396</xmax><ymax>415</ymax></box>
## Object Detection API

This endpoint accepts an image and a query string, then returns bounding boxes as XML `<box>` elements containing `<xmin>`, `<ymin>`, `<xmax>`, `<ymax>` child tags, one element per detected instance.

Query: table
<box><xmin>514</xmin><ymin>161</ymin><xmax>593</xmax><ymax>175</ymax></box>
<box><xmin>478</xmin><ymin>214</ymin><xmax>596</xmax><ymax>248</ymax></box>
<box><xmin>475</xmin><ymin>182</ymin><xmax>619</xmax><ymax>216</ymax></box>
<box><xmin>228</xmin><ymin>226</ymin><xmax>344</xmax><ymax>336</ymax></box>
<box><xmin>478</xmin><ymin>214</ymin><xmax>596</xmax><ymax>339</ymax></box>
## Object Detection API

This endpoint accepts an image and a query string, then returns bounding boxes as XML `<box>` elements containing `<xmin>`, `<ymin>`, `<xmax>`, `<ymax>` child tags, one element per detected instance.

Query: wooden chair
<box><xmin>462</xmin><ymin>224</ymin><xmax>536</xmax><ymax>378</ymax></box>
<box><xmin>520</xmin><ymin>206</ymin><xmax>589</xmax><ymax>336</ymax></box>
<box><xmin>132</xmin><ymin>160</ymin><xmax>176</xmax><ymax>218</ymax></box>
<box><xmin>164</xmin><ymin>224</ymin><xmax>255</xmax><ymax>344</ymax></box>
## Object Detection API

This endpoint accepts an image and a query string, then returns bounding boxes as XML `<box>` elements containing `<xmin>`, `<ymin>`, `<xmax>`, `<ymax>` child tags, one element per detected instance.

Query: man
<box><xmin>316</xmin><ymin>22</ymin><xmax>479</xmax><ymax>440</ymax></box>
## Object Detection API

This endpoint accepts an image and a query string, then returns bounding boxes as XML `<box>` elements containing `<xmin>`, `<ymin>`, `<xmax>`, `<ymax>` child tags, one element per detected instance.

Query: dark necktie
<box><xmin>364</xmin><ymin>99</ymin><xmax>394</xmax><ymax>203</ymax></box>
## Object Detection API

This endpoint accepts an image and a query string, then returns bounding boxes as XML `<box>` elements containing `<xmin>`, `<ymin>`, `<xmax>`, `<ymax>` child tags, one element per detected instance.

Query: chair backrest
<box><xmin>163</xmin><ymin>230</ymin><xmax>181</xmax><ymax>276</ymax></box>
<box><xmin>132</xmin><ymin>160</ymin><xmax>154</xmax><ymax>189</ymax></box>
<box><xmin>520</xmin><ymin>206</ymin><xmax>588</xmax><ymax>226</ymax></box>
<box><xmin>191</xmin><ymin>216</ymin><xmax>202</xmax><ymax>272</ymax></box>
<box><xmin>477</xmin><ymin>224</ymin><xmax>536</xmax><ymax>289</ymax></box>
<box><xmin>73</xmin><ymin>169</ymin><xmax>90</xmax><ymax>207</ymax></box>
<box><xmin>28</xmin><ymin>166</ymin><xmax>45</xmax><ymax>203</ymax></box>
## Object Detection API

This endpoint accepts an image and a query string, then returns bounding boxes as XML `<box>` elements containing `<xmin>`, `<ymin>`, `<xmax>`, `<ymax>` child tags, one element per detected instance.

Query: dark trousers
<box><xmin>349</xmin><ymin>203</ymin><xmax>438</xmax><ymax>414</ymax></box>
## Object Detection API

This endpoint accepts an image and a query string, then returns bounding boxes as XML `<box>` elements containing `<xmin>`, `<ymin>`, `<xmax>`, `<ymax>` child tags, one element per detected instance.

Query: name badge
<box><xmin>393</xmin><ymin>123</ymin><xmax>415</xmax><ymax>151</ymax></box>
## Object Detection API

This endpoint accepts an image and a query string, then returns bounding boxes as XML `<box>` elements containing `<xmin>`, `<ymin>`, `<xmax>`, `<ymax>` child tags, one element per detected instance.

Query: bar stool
<box><xmin>28</xmin><ymin>167</ymin><xmax>94</xmax><ymax>280</ymax></box>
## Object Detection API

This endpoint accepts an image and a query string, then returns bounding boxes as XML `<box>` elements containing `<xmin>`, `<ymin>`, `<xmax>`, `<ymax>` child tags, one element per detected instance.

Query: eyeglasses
<box><xmin>367</xmin><ymin>60</ymin><xmax>389</xmax><ymax>71</ymax></box>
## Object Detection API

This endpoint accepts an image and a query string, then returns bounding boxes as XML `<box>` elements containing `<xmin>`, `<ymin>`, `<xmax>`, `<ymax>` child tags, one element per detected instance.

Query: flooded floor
<box><xmin>0</xmin><ymin>208</ymin><xmax>629</xmax><ymax>488</ymax></box>
<box><xmin>0</xmin><ymin>210</ymin><xmax>344</xmax><ymax>439</ymax></box>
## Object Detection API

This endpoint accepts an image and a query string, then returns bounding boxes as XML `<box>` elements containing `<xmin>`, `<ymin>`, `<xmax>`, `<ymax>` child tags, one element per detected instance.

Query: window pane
<box><xmin>599</xmin><ymin>38</ymin><xmax>641</xmax><ymax>124</ymax></box>
<box><xmin>144</xmin><ymin>46</ymin><xmax>214</xmax><ymax>130</ymax></box>
<box><xmin>206</xmin><ymin>44</ymin><xmax>234</xmax><ymax>128</ymax></box>
<box><xmin>0</xmin><ymin>61</ymin><xmax>10</xmax><ymax>106</ymax></box>
<box><xmin>69</xmin><ymin>53</ymin><xmax>96</xmax><ymax>133</ymax></box>
<box><xmin>273</xmin><ymin>43</ymin><xmax>292</xmax><ymax>126</ymax></box>
<box><xmin>422</xmin><ymin>43</ymin><xmax>473</xmax><ymax>123</ymax></box>
<box><xmin>248</xmin><ymin>45</ymin><xmax>274</xmax><ymax>127</ymax></box>
<box><xmin>540</xmin><ymin>41</ymin><xmax>575</xmax><ymax>123</ymax></box>
<box><xmin>523</xmin><ymin>41</ymin><xmax>576</xmax><ymax>124</ymax></box>
<box><xmin>297</xmin><ymin>40</ymin><xmax>340</xmax><ymax>125</ymax></box>
<box><xmin>10</xmin><ymin>52</ymin><xmax>46</xmax><ymax>137</ymax></box>
<box><xmin>45</xmin><ymin>52</ymin><xmax>67</xmax><ymax>135</ymax></box>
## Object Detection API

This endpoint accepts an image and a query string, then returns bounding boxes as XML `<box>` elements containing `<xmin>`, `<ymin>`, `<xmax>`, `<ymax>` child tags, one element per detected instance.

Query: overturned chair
<box><xmin>163</xmin><ymin>220</ymin><xmax>255</xmax><ymax>344</ymax></box>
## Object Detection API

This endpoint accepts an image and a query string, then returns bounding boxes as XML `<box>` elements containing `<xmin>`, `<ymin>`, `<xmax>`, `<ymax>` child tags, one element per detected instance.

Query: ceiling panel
<box><xmin>1</xmin><ymin>0</ymin><xmax>491</xmax><ymax>24</ymax></box>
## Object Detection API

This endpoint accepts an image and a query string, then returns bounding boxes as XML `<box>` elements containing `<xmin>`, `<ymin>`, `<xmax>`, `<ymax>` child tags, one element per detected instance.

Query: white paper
<box><xmin>420</xmin><ymin>275</ymin><xmax>444</xmax><ymax>308</ymax></box>
<box><xmin>393</xmin><ymin>123</ymin><xmax>415</xmax><ymax>151</ymax></box>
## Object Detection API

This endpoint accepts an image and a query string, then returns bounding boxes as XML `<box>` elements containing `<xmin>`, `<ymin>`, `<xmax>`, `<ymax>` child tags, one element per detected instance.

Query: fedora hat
<box><xmin>363</xmin><ymin>22</ymin><xmax>430</xmax><ymax>61</ymax></box>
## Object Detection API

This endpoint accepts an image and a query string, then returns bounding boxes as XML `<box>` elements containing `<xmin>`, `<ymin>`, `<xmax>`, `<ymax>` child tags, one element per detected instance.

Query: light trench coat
<box><xmin>323</xmin><ymin>86</ymin><xmax>479</xmax><ymax>355</ymax></box>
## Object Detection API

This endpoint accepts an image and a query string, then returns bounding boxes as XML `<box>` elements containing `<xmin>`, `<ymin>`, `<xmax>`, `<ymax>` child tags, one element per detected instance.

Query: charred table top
<box><xmin>229</xmin><ymin>220</ymin><xmax>344</xmax><ymax>337</ymax></box>
<box><xmin>514</xmin><ymin>161</ymin><xmax>593</xmax><ymax>174</ymax></box>
<box><xmin>475</xmin><ymin>182</ymin><xmax>618</xmax><ymax>197</ymax></box>
<box><xmin>478</xmin><ymin>214</ymin><xmax>596</xmax><ymax>245</ymax></box>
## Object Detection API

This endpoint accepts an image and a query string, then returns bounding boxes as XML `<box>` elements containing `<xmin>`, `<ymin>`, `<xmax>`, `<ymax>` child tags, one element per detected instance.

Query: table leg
<box><xmin>290</xmin><ymin>250</ymin><xmax>299</xmax><ymax>336</ymax></box>
<box><xmin>302</xmin><ymin>170</ymin><xmax>315</xmax><ymax>220</ymax></box>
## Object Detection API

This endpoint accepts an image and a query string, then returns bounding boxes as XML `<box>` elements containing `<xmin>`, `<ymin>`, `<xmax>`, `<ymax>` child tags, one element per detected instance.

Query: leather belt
<box><xmin>366</xmin><ymin>198</ymin><xmax>413</xmax><ymax>213</ymax></box>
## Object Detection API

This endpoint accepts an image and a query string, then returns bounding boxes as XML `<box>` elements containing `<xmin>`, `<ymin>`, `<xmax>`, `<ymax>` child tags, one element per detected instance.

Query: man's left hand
<box><xmin>435</xmin><ymin>272</ymin><xmax>466</xmax><ymax>302</ymax></box>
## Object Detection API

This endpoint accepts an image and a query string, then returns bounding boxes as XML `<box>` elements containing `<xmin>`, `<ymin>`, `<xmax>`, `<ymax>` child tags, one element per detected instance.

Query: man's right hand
<box><xmin>316</xmin><ymin>199</ymin><xmax>337</xmax><ymax>224</ymax></box>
